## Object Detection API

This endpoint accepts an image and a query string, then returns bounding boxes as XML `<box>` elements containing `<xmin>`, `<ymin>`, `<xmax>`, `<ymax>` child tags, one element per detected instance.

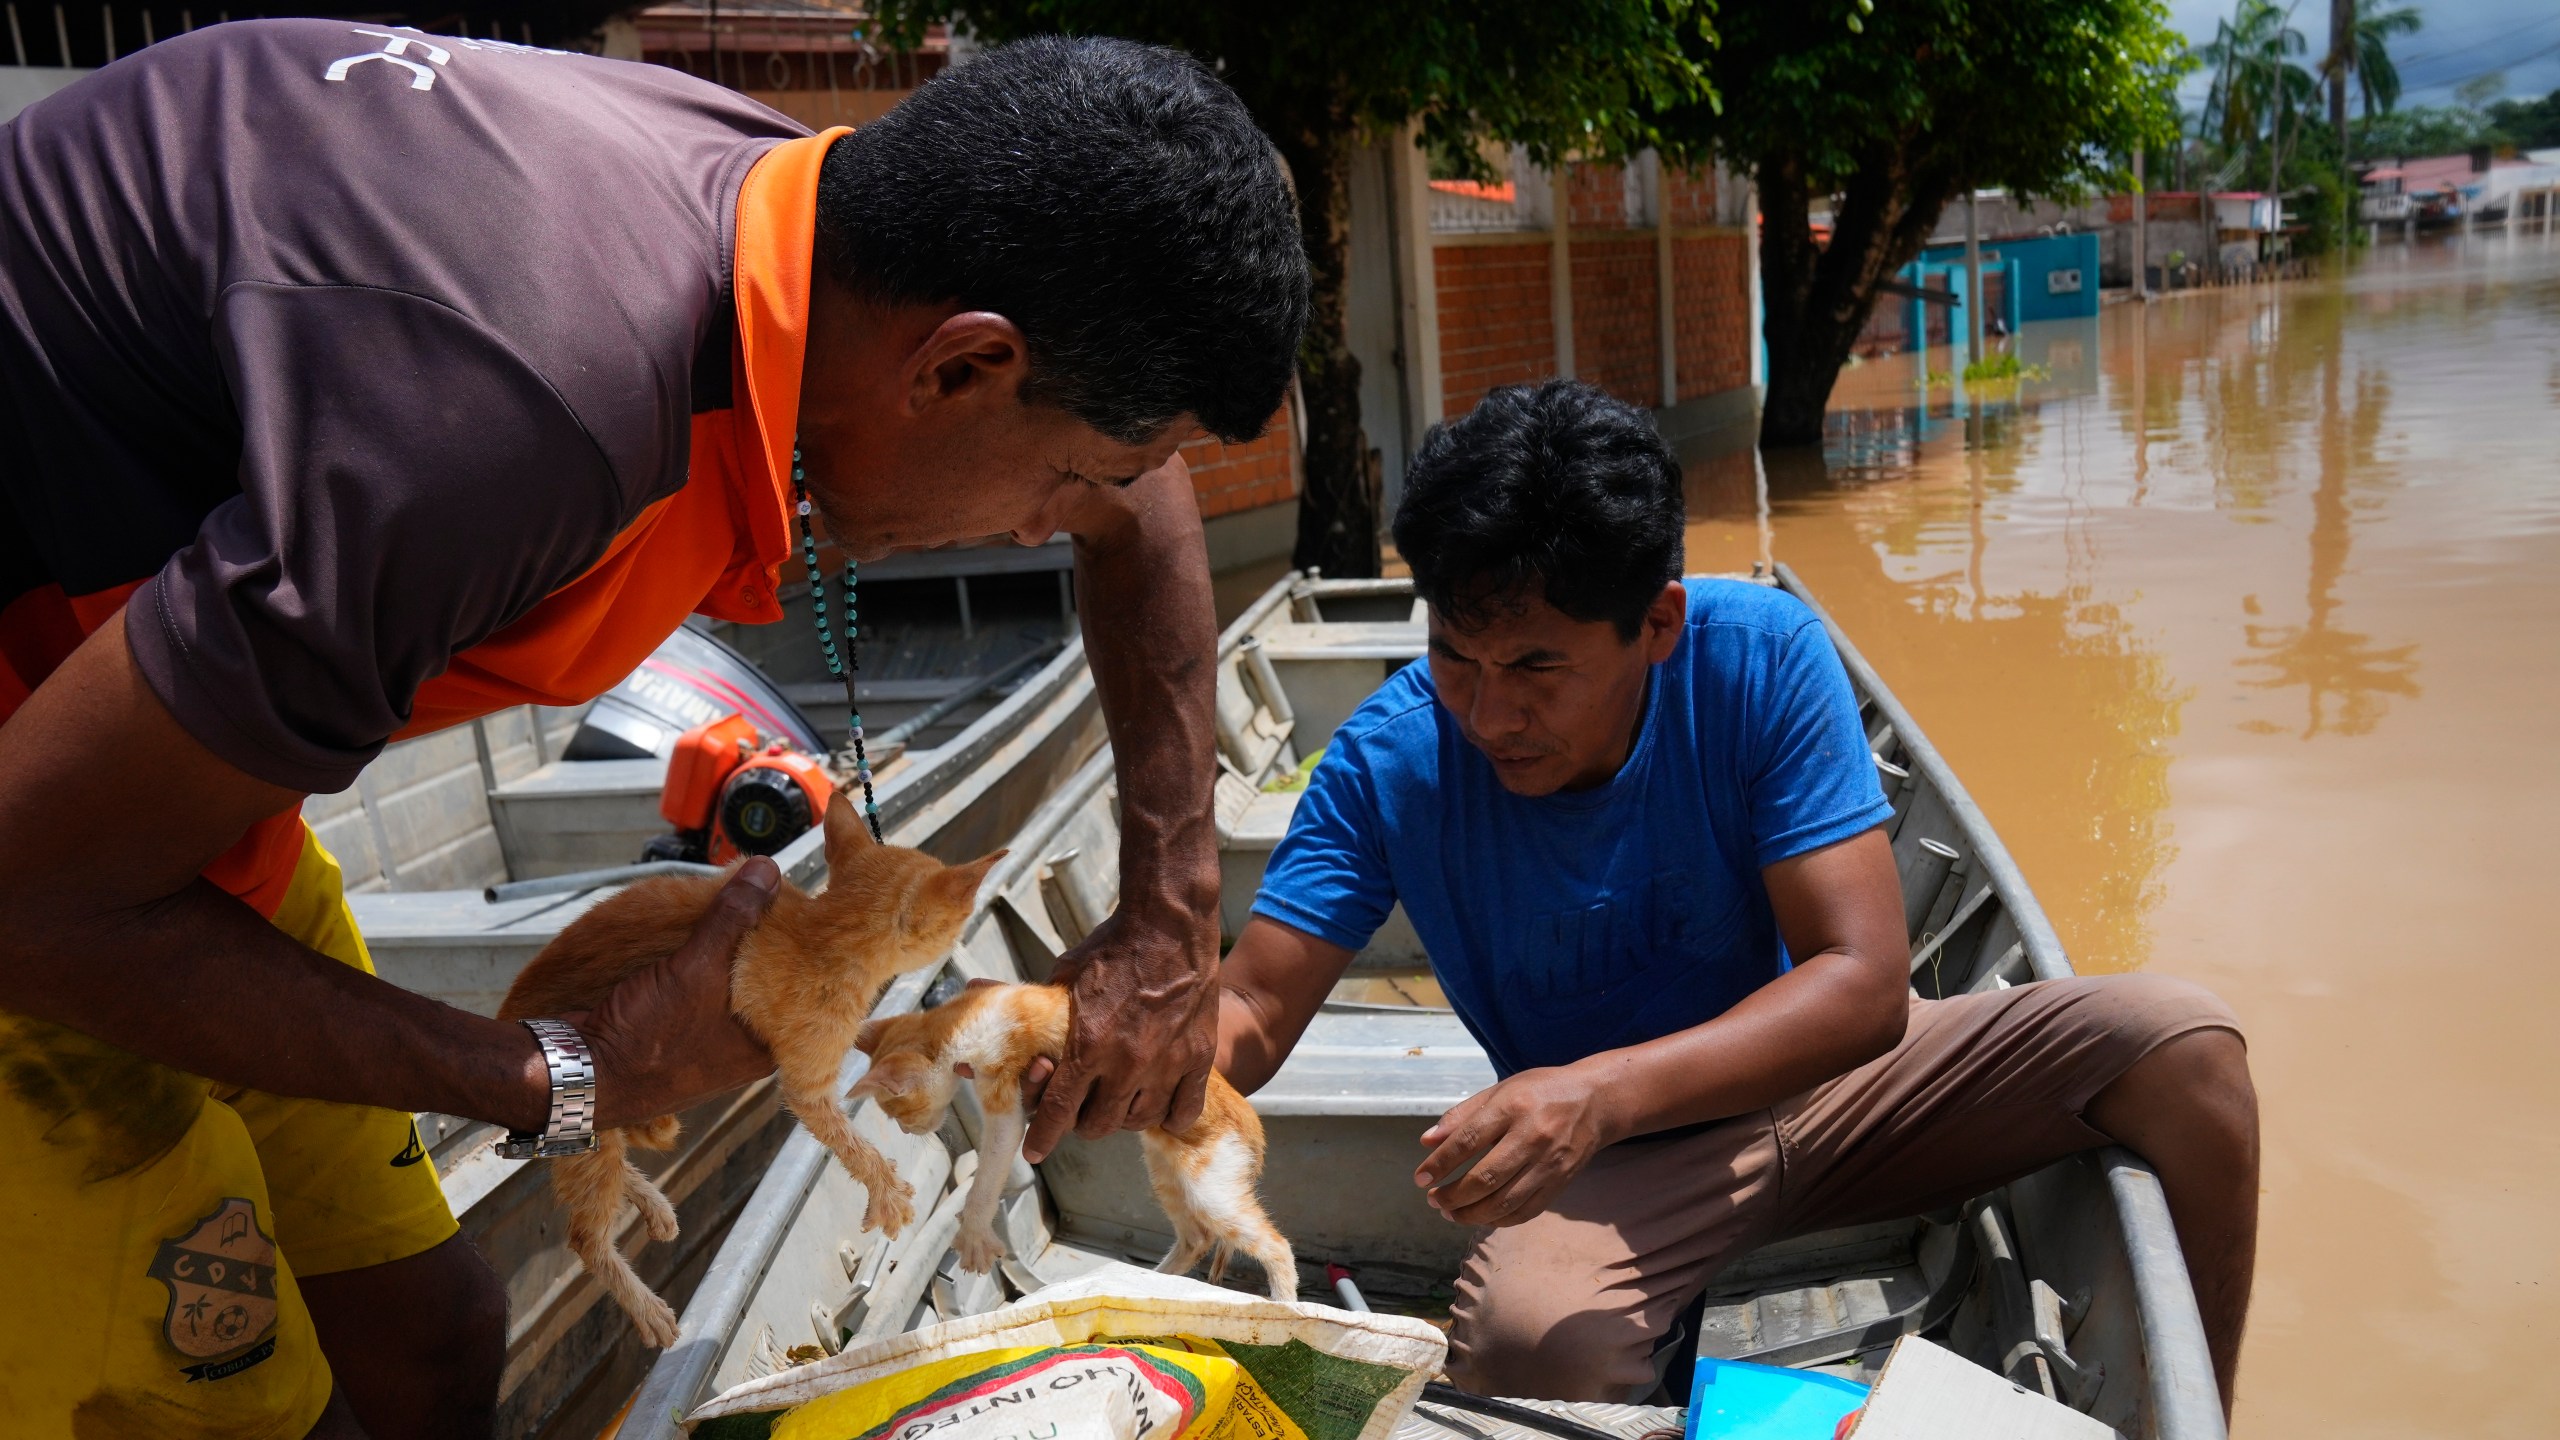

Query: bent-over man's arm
<box><xmin>1414</xmin><ymin>826</ymin><xmax>1910</xmax><ymax>1226</ymax></box>
<box><xmin>0</xmin><ymin>621</ymin><xmax>779</xmax><ymax>1131</ymax></box>
<box><xmin>1023</xmin><ymin>450</ymin><xmax>1225</xmax><ymax>1162</ymax></box>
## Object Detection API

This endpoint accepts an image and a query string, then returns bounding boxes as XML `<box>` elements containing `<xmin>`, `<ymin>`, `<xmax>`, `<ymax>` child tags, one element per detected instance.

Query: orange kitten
<box><xmin>498</xmin><ymin>794</ymin><xmax>1004</xmax><ymax>1347</ymax></box>
<box><xmin>851</xmin><ymin>982</ymin><xmax>1297</xmax><ymax>1301</ymax></box>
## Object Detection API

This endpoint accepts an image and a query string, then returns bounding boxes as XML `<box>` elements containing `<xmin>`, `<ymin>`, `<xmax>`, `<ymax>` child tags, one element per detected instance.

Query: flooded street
<box><xmin>1679</xmin><ymin>229</ymin><xmax>2560</xmax><ymax>1437</ymax></box>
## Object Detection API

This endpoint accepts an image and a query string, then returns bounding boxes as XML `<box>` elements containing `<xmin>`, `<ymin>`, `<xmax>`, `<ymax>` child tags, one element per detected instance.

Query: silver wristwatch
<box><xmin>498</xmin><ymin>1018</ymin><xmax>600</xmax><ymax>1159</ymax></box>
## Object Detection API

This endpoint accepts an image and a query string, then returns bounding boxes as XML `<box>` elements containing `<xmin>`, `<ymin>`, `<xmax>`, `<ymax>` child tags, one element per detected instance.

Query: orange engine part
<box><xmin>705</xmin><ymin>746</ymin><xmax>838</xmax><ymax>866</ymax></box>
<box><xmin>659</xmin><ymin>713</ymin><xmax>760</xmax><ymax>829</ymax></box>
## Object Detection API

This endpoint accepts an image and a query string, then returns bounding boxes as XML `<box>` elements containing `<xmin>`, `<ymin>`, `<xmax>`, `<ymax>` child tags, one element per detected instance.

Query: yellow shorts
<box><xmin>0</xmin><ymin>828</ymin><xmax>460</xmax><ymax>1439</ymax></box>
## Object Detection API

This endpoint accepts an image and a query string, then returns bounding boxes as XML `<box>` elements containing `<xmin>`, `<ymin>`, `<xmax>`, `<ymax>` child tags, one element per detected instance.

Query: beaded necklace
<box><xmin>792</xmin><ymin>447</ymin><xmax>883</xmax><ymax>842</ymax></box>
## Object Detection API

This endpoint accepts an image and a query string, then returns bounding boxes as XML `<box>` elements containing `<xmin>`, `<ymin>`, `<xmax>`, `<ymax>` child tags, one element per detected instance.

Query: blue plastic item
<box><xmin>1684</xmin><ymin>1356</ymin><xmax>1870</xmax><ymax>1439</ymax></box>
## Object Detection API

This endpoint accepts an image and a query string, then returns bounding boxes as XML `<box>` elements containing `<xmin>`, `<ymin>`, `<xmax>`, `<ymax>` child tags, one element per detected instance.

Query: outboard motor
<box><xmin>644</xmin><ymin>713</ymin><xmax>838</xmax><ymax>865</ymax></box>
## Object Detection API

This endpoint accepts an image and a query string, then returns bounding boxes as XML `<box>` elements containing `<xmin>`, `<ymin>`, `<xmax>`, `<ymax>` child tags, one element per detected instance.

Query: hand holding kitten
<box><xmin>561</xmin><ymin>858</ymin><xmax>782</xmax><ymax>1130</ymax></box>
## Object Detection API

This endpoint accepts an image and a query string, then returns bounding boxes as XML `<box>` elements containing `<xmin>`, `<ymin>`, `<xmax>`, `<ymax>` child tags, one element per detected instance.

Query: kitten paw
<box><xmin>864</xmin><ymin>1181</ymin><xmax>917</xmax><ymax>1237</ymax></box>
<box><xmin>631</xmin><ymin>1191</ymin><xmax>681</xmax><ymax>1244</ymax></box>
<box><xmin>953</xmin><ymin>1224</ymin><xmax>1006</xmax><ymax>1274</ymax></box>
<box><xmin>630</xmin><ymin>1293</ymin><xmax>681</xmax><ymax>1350</ymax></box>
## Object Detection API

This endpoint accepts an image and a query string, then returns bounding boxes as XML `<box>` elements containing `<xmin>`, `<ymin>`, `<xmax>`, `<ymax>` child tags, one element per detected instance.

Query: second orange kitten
<box><xmin>852</xmin><ymin>982</ymin><xmax>1298</xmax><ymax>1301</ymax></box>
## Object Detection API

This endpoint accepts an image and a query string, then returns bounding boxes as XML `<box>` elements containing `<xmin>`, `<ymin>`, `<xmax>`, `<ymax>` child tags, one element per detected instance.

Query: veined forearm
<box><xmin>1072</xmin><ymin>460</ymin><xmax>1220</xmax><ymax>928</ymax></box>
<box><xmin>4</xmin><ymin>879</ymin><xmax>548</xmax><ymax>1130</ymax></box>
<box><xmin>1569</xmin><ymin>948</ymin><xmax>1909</xmax><ymax>1143</ymax></box>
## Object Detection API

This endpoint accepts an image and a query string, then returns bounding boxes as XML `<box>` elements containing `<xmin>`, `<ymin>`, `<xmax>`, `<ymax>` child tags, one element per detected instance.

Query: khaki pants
<box><xmin>1445</xmin><ymin>974</ymin><xmax>2242</xmax><ymax>1400</ymax></box>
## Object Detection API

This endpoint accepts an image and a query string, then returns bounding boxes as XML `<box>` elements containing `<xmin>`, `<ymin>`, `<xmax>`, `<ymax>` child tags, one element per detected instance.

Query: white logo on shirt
<box><xmin>324</xmin><ymin>28</ymin><xmax>449</xmax><ymax>90</ymax></box>
<box><xmin>322</xmin><ymin>26</ymin><xmax>571</xmax><ymax>94</ymax></box>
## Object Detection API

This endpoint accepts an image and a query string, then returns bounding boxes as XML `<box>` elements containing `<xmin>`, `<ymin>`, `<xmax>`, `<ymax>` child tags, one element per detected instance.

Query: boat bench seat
<box><xmin>1217</xmin><ymin>784</ymin><xmax>1429</xmax><ymax>970</ymax></box>
<box><xmin>1253</xmin><ymin>1007</ymin><xmax>1493</xmax><ymax>1117</ymax></box>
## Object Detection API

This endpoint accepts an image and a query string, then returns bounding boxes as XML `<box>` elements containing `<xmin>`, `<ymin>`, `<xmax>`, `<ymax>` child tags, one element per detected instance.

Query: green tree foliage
<box><xmin>2486</xmin><ymin>90</ymin><xmax>2560</xmax><ymax>151</ymax></box>
<box><xmin>876</xmin><ymin>0</ymin><xmax>1710</xmax><ymax>576</ymax></box>
<box><xmin>1649</xmin><ymin>0</ymin><xmax>2186</xmax><ymax>446</ymax></box>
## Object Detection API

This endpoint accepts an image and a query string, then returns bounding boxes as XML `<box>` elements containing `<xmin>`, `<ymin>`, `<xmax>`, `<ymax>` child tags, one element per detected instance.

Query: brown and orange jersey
<box><xmin>0</xmin><ymin>20</ymin><xmax>835</xmax><ymax>912</ymax></box>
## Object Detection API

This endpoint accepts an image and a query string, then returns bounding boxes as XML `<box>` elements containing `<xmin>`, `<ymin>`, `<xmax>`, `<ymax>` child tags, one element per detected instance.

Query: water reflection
<box><xmin>1734</xmin><ymin>443</ymin><xmax>2187</xmax><ymax>974</ymax></box>
<box><xmin>1749</xmin><ymin>227</ymin><xmax>2560</xmax><ymax>1438</ymax></box>
<box><xmin>2235</xmin><ymin>297</ymin><xmax>2420</xmax><ymax>737</ymax></box>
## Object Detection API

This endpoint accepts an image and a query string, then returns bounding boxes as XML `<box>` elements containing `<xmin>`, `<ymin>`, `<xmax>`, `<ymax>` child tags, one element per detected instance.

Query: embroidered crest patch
<box><xmin>147</xmin><ymin>1197</ymin><xmax>281</xmax><ymax>1381</ymax></box>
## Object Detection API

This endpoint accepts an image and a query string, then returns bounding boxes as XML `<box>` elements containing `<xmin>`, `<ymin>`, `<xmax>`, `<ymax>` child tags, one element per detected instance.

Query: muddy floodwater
<box><xmin>1676</xmin><ymin>229</ymin><xmax>2560</xmax><ymax>1437</ymax></box>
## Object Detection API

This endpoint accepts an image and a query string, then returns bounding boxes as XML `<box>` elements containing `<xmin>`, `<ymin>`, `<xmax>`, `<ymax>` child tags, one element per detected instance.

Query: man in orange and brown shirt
<box><xmin>0</xmin><ymin>24</ymin><xmax>1306</xmax><ymax>1438</ymax></box>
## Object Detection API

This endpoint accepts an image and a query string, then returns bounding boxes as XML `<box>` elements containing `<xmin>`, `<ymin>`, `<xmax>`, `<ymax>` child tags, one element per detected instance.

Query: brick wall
<box><xmin>1565</xmin><ymin>163</ymin><xmax>1631</xmax><ymax>229</ymax></box>
<box><xmin>1663</xmin><ymin>168</ymin><xmax>1721</xmax><ymax>230</ymax></box>
<box><xmin>1672</xmin><ymin>232</ymin><xmax>1752</xmax><ymax>402</ymax></box>
<box><xmin>1571</xmin><ymin>236</ymin><xmax>1661</xmax><ymax>408</ymax></box>
<box><xmin>1428</xmin><ymin>160</ymin><xmax>1753</xmax><ymax>421</ymax></box>
<box><xmin>1182</xmin><ymin>400</ymin><xmax>1297</xmax><ymax>520</ymax></box>
<box><xmin>1436</xmin><ymin>241</ymin><xmax>1557</xmax><ymax>418</ymax></box>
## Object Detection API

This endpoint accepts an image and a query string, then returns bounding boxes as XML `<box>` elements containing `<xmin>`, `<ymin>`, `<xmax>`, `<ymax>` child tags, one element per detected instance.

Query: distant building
<box><xmin>2360</xmin><ymin>149</ymin><xmax>2560</xmax><ymax>226</ymax></box>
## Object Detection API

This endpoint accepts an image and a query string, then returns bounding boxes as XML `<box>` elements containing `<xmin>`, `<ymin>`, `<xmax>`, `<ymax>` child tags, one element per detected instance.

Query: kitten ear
<box><xmin>929</xmin><ymin>850</ymin><xmax>1007</xmax><ymax>912</ymax></box>
<box><xmin>823</xmin><ymin>791</ymin><xmax>874</xmax><ymax>856</ymax></box>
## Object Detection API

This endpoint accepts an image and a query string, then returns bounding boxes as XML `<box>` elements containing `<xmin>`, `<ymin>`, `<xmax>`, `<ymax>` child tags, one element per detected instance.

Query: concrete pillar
<box><xmin>1550</xmin><ymin>162</ymin><xmax>1576</xmax><ymax>380</ymax></box>
<box><xmin>1963</xmin><ymin>192</ymin><xmax>1984</xmax><ymax>363</ymax></box>
<box><xmin>1744</xmin><ymin>164</ymin><xmax>1765</xmax><ymax>392</ymax></box>
<box><xmin>1385</xmin><ymin>122</ymin><xmax>1444</xmax><ymax>428</ymax></box>
<box><xmin>1653</xmin><ymin>152</ymin><xmax>1678</xmax><ymax>409</ymax></box>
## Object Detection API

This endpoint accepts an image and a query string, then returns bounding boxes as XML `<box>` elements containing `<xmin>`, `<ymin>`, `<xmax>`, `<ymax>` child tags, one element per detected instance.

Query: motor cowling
<box><xmin>648</xmin><ymin>713</ymin><xmax>838</xmax><ymax>866</ymax></box>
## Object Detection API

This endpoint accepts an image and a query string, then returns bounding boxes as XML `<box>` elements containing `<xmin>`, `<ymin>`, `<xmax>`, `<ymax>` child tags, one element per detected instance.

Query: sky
<box><xmin>2166</xmin><ymin>0</ymin><xmax>2560</xmax><ymax>112</ymax></box>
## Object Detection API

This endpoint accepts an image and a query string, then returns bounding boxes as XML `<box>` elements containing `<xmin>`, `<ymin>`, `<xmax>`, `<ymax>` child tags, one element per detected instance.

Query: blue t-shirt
<box><xmin>1252</xmin><ymin>579</ymin><xmax>1891</xmax><ymax>1077</ymax></box>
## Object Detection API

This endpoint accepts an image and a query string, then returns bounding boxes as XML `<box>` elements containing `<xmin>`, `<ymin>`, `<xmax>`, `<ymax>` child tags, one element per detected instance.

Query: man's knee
<box><xmin>1447</xmin><ymin>1286</ymin><xmax>1657</xmax><ymax>1401</ymax></box>
<box><xmin>2086</xmin><ymin>979</ymin><xmax>2256</xmax><ymax>1159</ymax></box>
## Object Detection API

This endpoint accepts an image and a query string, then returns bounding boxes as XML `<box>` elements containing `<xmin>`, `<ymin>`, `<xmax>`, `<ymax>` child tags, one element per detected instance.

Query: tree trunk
<box><xmin>1757</xmin><ymin>145</ymin><xmax>1956</xmax><ymax>448</ymax></box>
<box><xmin>1267</xmin><ymin>106</ymin><xmax>1379</xmax><ymax>578</ymax></box>
<box><xmin>2329</xmin><ymin>0</ymin><xmax>2352</xmax><ymax>161</ymax></box>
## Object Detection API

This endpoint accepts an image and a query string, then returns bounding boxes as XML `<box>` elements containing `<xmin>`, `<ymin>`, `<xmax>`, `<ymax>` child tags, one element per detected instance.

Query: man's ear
<box><xmin>1641</xmin><ymin>581</ymin><xmax>1688</xmax><ymax>664</ymax></box>
<box><xmin>906</xmin><ymin>311</ymin><xmax>1029</xmax><ymax>417</ymax></box>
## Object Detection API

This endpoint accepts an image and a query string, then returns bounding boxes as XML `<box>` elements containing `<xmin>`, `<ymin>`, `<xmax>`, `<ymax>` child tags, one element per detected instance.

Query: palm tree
<box><xmin>2348</xmin><ymin>0</ymin><xmax>2420</xmax><ymax>117</ymax></box>
<box><xmin>2327</xmin><ymin>0</ymin><xmax>2422</xmax><ymax>153</ymax></box>
<box><xmin>2198</xmin><ymin>0</ymin><xmax>2319</xmax><ymax>195</ymax></box>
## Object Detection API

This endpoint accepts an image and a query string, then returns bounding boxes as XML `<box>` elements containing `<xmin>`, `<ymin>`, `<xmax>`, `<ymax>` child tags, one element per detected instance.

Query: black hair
<box><xmin>1393</xmin><ymin>380</ymin><xmax>1685</xmax><ymax>639</ymax></box>
<box><xmin>815</xmin><ymin>36</ymin><xmax>1308</xmax><ymax>445</ymax></box>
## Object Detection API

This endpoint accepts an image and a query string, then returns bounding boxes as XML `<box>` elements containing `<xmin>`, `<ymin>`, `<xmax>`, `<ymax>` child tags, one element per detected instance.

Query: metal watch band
<box><xmin>497</xmin><ymin>1018</ymin><xmax>600</xmax><ymax>1159</ymax></box>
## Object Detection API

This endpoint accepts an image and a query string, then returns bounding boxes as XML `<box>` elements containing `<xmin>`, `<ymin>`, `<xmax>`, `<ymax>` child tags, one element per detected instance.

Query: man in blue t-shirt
<box><xmin>1215</xmin><ymin>383</ymin><xmax>2259</xmax><ymax>1409</ymax></box>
